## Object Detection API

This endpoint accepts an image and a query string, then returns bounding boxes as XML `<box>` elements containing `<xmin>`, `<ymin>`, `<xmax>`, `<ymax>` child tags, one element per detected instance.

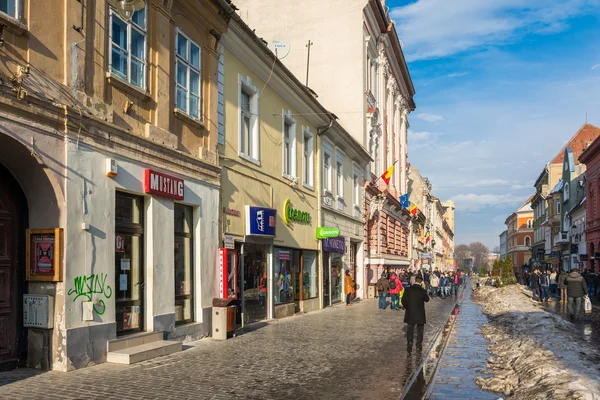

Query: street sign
<box><xmin>223</xmin><ymin>234</ymin><xmax>235</xmax><ymax>249</ymax></box>
<box><xmin>316</xmin><ymin>227</ymin><xmax>340</xmax><ymax>239</ymax></box>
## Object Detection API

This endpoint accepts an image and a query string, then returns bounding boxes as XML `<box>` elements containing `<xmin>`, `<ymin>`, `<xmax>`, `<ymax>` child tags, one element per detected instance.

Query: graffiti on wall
<box><xmin>67</xmin><ymin>273</ymin><xmax>113</xmax><ymax>315</ymax></box>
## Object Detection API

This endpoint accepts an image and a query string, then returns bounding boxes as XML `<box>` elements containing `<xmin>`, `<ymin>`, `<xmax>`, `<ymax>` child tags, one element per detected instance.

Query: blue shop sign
<box><xmin>323</xmin><ymin>236</ymin><xmax>346</xmax><ymax>254</ymax></box>
<box><xmin>245</xmin><ymin>206</ymin><xmax>277</xmax><ymax>236</ymax></box>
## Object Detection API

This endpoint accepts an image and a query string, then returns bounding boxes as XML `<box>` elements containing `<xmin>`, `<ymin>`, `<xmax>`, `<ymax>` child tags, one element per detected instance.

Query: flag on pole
<box><xmin>399</xmin><ymin>193</ymin><xmax>409</xmax><ymax>208</ymax></box>
<box><xmin>380</xmin><ymin>164</ymin><xmax>394</xmax><ymax>185</ymax></box>
<box><xmin>409</xmin><ymin>204</ymin><xmax>417</xmax><ymax>216</ymax></box>
<box><xmin>425</xmin><ymin>229</ymin><xmax>431</xmax><ymax>244</ymax></box>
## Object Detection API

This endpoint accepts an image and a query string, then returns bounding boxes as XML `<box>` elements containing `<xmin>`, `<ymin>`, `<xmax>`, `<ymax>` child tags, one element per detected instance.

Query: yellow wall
<box><xmin>220</xmin><ymin>46</ymin><xmax>318</xmax><ymax>250</ymax></box>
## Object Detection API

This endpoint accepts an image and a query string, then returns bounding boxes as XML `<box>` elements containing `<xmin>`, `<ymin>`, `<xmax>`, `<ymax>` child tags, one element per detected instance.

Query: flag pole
<box><xmin>372</xmin><ymin>159</ymin><xmax>398</xmax><ymax>186</ymax></box>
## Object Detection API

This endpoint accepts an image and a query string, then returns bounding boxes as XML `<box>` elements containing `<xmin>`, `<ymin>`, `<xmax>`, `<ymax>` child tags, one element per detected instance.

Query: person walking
<box><xmin>430</xmin><ymin>272</ymin><xmax>439</xmax><ymax>299</ymax></box>
<box><xmin>344</xmin><ymin>270</ymin><xmax>355</xmax><ymax>307</ymax></box>
<box><xmin>376</xmin><ymin>272</ymin><xmax>389</xmax><ymax>310</ymax></box>
<box><xmin>439</xmin><ymin>273</ymin><xmax>448</xmax><ymax>299</ymax></box>
<box><xmin>558</xmin><ymin>269</ymin><xmax>568</xmax><ymax>303</ymax></box>
<box><xmin>585</xmin><ymin>269</ymin><xmax>596</xmax><ymax>301</ymax></box>
<box><xmin>565</xmin><ymin>268</ymin><xmax>588</xmax><ymax>320</ymax></box>
<box><xmin>540</xmin><ymin>270</ymin><xmax>551</xmax><ymax>303</ymax></box>
<box><xmin>531</xmin><ymin>269</ymin><xmax>541</xmax><ymax>301</ymax></box>
<box><xmin>424</xmin><ymin>270</ymin><xmax>431</xmax><ymax>292</ymax></box>
<box><xmin>402</xmin><ymin>276</ymin><xmax>430</xmax><ymax>353</ymax></box>
<box><xmin>550</xmin><ymin>270</ymin><xmax>558</xmax><ymax>297</ymax></box>
<box><xmin>389</xmin><ymin>272</ymin><xmax>403</xmax><ymax>310</ymax></box>
<box><xmin>453</xmin><ymin>272</ymin><xmax>460</xmax><ymax>297</ymax></box>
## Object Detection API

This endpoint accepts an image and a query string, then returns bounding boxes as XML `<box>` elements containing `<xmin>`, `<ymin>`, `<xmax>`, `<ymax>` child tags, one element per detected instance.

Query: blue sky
<box><xmin>389</xmin><ymin>0</ymin><xmax>600</xmax><ymax>250</ymax></box>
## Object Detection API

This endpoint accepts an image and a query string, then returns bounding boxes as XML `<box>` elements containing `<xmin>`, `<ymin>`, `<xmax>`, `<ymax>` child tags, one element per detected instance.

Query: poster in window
<box><xmin>26</xmin><ymin>228</ymin><xmax>63</xmax><ymax>282</ymax></box>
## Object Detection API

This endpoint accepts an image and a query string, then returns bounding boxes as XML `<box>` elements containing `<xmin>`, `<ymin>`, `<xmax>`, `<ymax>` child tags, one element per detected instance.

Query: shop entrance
<box><xmin>115</xmin><ymin>192</ymin><xmax>145</xmax><ymax>335</ymax></box>
<box><xmin>0</xmin><ymin>164</ymin><xmax>28</xmax><ymax>369</ymax></box>
<box><xmin>240</xmin><ymin>243</ymin><xmax>267</xmax><ymax>324</ymax></box>
<box><xmin>323</xmin><ymin>251</ymin><xmax>330</xmax><ymax>307</ymax></box>
<box><xmin>331</xmin><ymin>255</ymin><xmax>343</xmax><ymax>303</ymax></box>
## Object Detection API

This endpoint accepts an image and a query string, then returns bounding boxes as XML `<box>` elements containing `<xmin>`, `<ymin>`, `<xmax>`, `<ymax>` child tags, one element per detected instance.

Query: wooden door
<box><xmin>0</xmin><ymin>178</ymin><xmax>17</xmax><ymax>363</ymax></box>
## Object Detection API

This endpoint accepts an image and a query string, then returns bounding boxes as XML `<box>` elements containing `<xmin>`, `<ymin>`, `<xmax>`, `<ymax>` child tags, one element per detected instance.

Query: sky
<box><xmin>389</xmin><ymin>0</ymin><xmax>600</xmax><ymax>250</ymax></box>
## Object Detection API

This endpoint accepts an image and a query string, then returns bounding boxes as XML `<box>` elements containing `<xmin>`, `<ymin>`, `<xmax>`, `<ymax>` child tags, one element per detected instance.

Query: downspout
<box><xmin>317</xmin><ymin>117</ymin><xmax>334</xmax><ymax>308</ymax></box>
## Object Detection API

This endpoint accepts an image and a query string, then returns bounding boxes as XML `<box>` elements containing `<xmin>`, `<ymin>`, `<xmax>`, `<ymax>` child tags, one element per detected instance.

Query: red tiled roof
<box><xmin>550</xmin><ymin>123</ymin><xmax>600</xmax><ymax>164</ymax></box>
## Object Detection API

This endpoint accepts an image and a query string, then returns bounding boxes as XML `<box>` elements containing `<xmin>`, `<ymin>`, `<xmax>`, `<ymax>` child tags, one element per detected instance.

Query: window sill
<box><xmin>106</xmin><ymin>72</ymin><xmax>151</xmax><ymax>101</ymax></box>
<box><xmin>324</xmin><ymin>189</ymin><xmax>333</xmax><ymax>196</ymax></box>
<box><xmin>174</xmin><ymin>108</ymin><xmax>206</xmax><ymax>130</ymax></box>
<box><xmin>0</xmin><ymin>13</ymin><xmax>27</xmax><ymax>35</ymax></box>
<box><xmin>239</xmin><ymin>153</ymin><xmax>261</xmax><ymax>167</ymax></box>
<box><xmin>303</xmin><ymin>183</ymin><xmax>314</xmax><ymax>191</ymax></box>
<box><xmin>283</xmin><ymin>174</ymin><xmax>297</xmax><ymax>183</ymax></box>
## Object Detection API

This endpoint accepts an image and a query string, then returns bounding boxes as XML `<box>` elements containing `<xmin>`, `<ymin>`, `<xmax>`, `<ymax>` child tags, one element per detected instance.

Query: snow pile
<box><xmin>473</xmin><ymin>283</ymin><xmax>600</xmax><ymax>399</ymax></box>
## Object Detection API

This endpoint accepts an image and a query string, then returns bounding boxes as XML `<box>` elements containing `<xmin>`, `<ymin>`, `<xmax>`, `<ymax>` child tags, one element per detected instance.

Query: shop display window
<box><xmin>331</xmin><ymin>256</ymin><xmax>343</xmax><ymax>303</ymax></box>
<box><xmin>302</xmin><ymin>251</ymin><xmax>318</xmax><ymax>299</ymax></box>
<box><xmin>274</xmin><ymin>248</ymin><xmax>299</xmax><ymax>305</ymax></box>
<box><xmin>174</xmin><ymin>204</ymin><xmax>194</xmax><ymax>325</ymax></box>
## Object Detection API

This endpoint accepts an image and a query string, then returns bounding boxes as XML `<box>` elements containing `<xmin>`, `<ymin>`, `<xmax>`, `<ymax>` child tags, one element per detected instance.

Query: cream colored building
<box><xmin>219</xmin><ymin>14</ymin><xmax>369</xmax><ymax>321</ymax></box>
<box><xmin>0</xmin><ymin>0</ymin><xmax>234</xmax><ymax>371</ymax></box>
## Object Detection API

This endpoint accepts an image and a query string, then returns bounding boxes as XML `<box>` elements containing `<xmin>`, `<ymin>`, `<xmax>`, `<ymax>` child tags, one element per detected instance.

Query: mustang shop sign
<box><xmin>144</xmin><ymin>169</ymin><xmax>184</xmax><ymax>200</ymax></box>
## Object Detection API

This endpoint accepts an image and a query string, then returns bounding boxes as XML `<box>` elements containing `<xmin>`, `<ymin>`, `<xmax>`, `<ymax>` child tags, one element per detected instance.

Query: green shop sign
<box><xmin>316</xmin><ymin>227</ymin><xmax>340</xmax><ymax>239</ymax></box>
<box><xmin>283</xmin><ymin>199</ymin><xmax>311</xmax><ymax>225</ymax></box>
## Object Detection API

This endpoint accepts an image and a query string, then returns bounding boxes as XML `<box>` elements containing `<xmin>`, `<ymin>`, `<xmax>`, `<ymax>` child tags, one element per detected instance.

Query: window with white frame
<box><xmin>353</xmin><ymin>163</ymin><xmax>362</xmax><ymax>210</ymax></box>
<box><xmin>110</xmin><ymin>7</ymin><xmax>147</xmax><ymax>89</ymax></box>
<box><xmin>282</xmin><ymin>110</ymin><xmax>297</xmax><ymax>178</ymax></box>
<box><xmin>323</xmin><ymin>151</ymin><xmax>332</xmax><ymax>193</ymax></box>
<box><xmin>239</xmin><ymin>76</ymin><xmax>259</xmax><ymax>162</ymax></box>
<box><xmin>0</xmin><ymin>0</ymin><xmax>17</xmax><ymax>18</ymax></box>
<box><xmin>336</xmin><ymin>151</ymin><xmax>344</xmax><ymax>199</ymax></box>
<box><xmin>525</xmin><ymin>236</ymin><xmax>531</xmax><ymax>247</ymax></box>
<box><xmin>556</xmin><ymin>201</ymin><xmax>561</xmax><ymax>215</ymax></box>
<box><xmin>303</xmin><ymin>127</ymin><xmax>314</xmax><ymax>188</ymax></box>
<box><xmin>175</xmin><ymin>30</ymin><xmax>201</xmax><ymax>119</ymax></box>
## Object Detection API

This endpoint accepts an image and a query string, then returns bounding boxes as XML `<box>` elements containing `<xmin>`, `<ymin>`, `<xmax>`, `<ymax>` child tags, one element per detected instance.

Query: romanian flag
<box><xmin>425</xmin><ymin>230</ymin><xmax>431</xmax><ymax>244</ymax></box>
<box><xmin>380</xmin><ymin>164</ymin><xmax>394</xmax><ymax>185</ymax></box>
<box><xmin>409</xmin><ymin>204</ymin><xmax>417</xmax><ymax>216</ymax></box>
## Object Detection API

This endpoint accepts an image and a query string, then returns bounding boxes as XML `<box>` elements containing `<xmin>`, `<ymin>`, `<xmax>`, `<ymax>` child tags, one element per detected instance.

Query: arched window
<box><xmin>527</xmin><ymin>219</ymin><xmax>532</xmax><ymax>229</ymax></box>
<box><xmin>525</xmin><ymin>236</ymin><xmax>531</xmax><ymax>247</ymax></box>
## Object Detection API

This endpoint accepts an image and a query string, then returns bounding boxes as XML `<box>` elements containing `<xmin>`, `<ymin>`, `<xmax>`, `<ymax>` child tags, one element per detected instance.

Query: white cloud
<box><xmin>592</xmin><ymin>64</ymin><xmax>600</xmax><ymax>70</ymax></box>
<box><xmin>415</xmin><ymin>113</ymin><xmax>444</xmax><ymax>122</ymax></box>
<box><xmin>449</xmin><ymin>193</ymin><xmax>526</xmax><ymax>211</ymax></box>
<box><xmin>408</xmin><ymin>130</ymin><xmax>442</xmax><ymax>150</ymax></box>
<box><xmin>447</xmin><ymin>72</ymin><xmax>469</xmax><ymax>78</ymax></box>
<box><xmin>391</xmin><ymin>0</ymin><xmax>597</xmax><ymax>61</ymax></box>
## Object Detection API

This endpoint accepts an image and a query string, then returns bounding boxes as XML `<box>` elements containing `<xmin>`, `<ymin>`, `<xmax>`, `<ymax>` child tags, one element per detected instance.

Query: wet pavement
<box><xmin>427</xmin><ymin>282</ymin><xmax>502</xmax><ymax>400</ymax></box>
<box><xmin>0</xmin><ymin>296</ymin><xmax>457</xmax><ymax>400</ymax></box>
<box><xmin>540</xmin><ymin>294</ymin><xmax>600</xmax><ymax>346</ymax></box>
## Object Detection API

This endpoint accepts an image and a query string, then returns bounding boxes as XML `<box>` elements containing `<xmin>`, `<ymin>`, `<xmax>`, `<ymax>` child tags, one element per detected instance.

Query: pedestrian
<box><xmin>409</xmin><ymin>269</ymin><xmax>416</xmax><ymax>286</ymax></box>
<box><xmin>424</xmin><ymin>270</ymin><xmax>431</xmax><ymax>292</ymax></box>
<box><xmin>453</xmin><ymin>272</ymin><xmax>460</xmax><ymax>297</ymax></box>
<box><xmin>585</xmin><ymin>269</ymin><xmax>596</xmax><ymax>301</ymax></box>
<box><xmin>388</xmin><ymin>272</ymin><xmax>403</xmax><ymax>310</ymax></box>
<box><xmin>550</xmin><ymin>270</ymin><xmax>558</xmax><ymax>297</ymax></box>
<box><xmin>344</xmin><ymin>270</ymin><xmax>355</xmax><ymax>307</ymax></box>
<box><xmin>558</xmin><ymin>269</ymin><xmax>568</xmax><ymax>303</ymax></box>
<box><xmin>376</xmin><ymin>272</ymin><xmax>389</xmax><ymax>310</ymax></box>
<box><xmin>531</xmin><ymin>269</ymin><xmax>541</xmax><ymax>301</ymax></box>
<box><xmin>430</xmin><ymin>272</ymin><xmax>439</xmax><ymax>299</ymax></box>
<box><xmin>565</xmin><ymin>268</ymin><xmax>588</xmax><ymax>320</ymax></box>
<box><xmin>439</xmin><ymin>273</ymin><xmax>448</xmax><ymax>298</ymax></box>
<box><xmin>540</xmin><ymin>270</ymin><xmax>551</xmax><ymax>302</ymax></box>
<box><xmin>402</xmin><ymin>275</ymin><xmax>430</xmax><ymax>353</ymax></box>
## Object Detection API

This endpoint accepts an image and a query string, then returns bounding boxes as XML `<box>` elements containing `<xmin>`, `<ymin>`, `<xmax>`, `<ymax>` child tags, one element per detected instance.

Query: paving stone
<box><xmin>0</xmin><ymin>298</ymin><xmax>456</xmax><ymax>400</ymax></box>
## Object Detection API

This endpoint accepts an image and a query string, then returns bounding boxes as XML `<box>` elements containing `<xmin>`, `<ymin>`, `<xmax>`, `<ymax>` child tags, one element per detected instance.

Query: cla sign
<box><xmin>144</xmin><ymin>169</ymin><xmax>184</xmax><ymax>200</ymax></box>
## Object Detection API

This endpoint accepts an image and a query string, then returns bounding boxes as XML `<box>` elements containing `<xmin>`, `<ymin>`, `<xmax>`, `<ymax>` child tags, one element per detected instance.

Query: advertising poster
<box><xmin>31</xmin><ymin>234</ymin><xmax>55</xmax><ymax>275</ymax></box>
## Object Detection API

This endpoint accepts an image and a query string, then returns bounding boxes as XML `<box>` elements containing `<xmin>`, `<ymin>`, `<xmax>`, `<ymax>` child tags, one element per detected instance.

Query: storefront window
<box><xmin>302</xmin><ymin>251</ymin><xmax>318</xmax><ymax>299</ymax></box>
<box><xmin>274</xmin><ymin>248</ymin><xmax>298</xmax><ymax>304</ymax></box>
<box><xmin>242</xmin><ymin>244</ymin><xmax>267</xmax><ymax>323</ymax></box>
<box><xmin>174</xmin><ymin>204</ymin><xmax>193</xmax><ymax>325</ymax></box>
<box><xmin>115</xmin><ymin>192</ymin><xmax>144</xmax><ymax>335</ymax></box>
<box><xmin>331</xmin><ymin>256</ymin><xmax>343</xmax><ymax>303</ymax></box>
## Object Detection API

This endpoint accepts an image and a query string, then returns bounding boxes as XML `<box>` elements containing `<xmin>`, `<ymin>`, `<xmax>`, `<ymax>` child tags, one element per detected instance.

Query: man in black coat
<box><xmin>402</xmin><ymin>275</ymin><xmax>430</xmax><ymax>353</ymax></box>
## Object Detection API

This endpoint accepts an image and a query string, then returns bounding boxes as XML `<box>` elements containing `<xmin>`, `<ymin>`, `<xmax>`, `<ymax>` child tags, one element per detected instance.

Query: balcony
<box><xmin>554</xmin><ymin>231</ymin><xmax>569</xmax><ymax>244</ymax></box>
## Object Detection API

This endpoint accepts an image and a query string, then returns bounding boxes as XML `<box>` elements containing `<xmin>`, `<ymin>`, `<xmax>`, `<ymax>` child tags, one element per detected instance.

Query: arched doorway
<box><xmin>0</xmin><ymin>163</ymin><xmax>28</xmax><ymax>370</ymax></box>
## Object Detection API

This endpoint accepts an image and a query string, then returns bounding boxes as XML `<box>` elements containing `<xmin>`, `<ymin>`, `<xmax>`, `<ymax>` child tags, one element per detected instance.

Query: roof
<box><xmin>516</xmin><ymin>194</ymin><xmax>534</xmax><ymax>213</ymax></box>
<box><xmin>550</xmin><ymin>179</ymin><xmax>564</xmax><ymax>194</ymax></box>
<box><xmin>550</xmin><ymin>123</ymin><xmax>600</xmax><ymax>164</ymax></box>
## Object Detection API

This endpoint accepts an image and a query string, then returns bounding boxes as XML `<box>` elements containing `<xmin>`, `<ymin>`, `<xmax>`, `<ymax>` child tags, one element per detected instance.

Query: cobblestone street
<box><xmin>0</xmin><ymin>298</ymin><xmax>456</xmax><ymax>400</ymax></box>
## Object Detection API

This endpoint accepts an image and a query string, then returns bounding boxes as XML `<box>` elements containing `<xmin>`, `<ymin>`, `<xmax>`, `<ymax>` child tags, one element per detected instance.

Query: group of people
<box><xmin>423</xmin><ymin>269</ymin><xmax>463</xmax><ymax>299</ymax></box>
<box><xmin>527</xmin><ymin>267</ymin><xmax>593</xmax><ymax>319</ymax></box>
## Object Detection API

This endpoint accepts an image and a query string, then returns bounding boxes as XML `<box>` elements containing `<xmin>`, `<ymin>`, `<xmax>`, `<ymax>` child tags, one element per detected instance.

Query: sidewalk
<box><xmin>427</xmin><ymin>283</ymin><xmax>503</xmax><ymax>400</ymax></box>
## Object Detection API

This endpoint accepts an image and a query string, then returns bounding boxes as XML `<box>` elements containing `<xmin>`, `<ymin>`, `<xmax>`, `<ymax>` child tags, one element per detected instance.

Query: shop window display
<box><xmin>174</xmin><ymin>204</ymin><xmax>194</xmax><ymax>324</ymax></box>
<box><xmin>274</xmin><ymin>249</ymin><xmax>298</xmax><ymax>304</ymax></box>
<box><xmin>303</xmin><ymin>251</ymin><xmax>318</xmax><ymax>299</ymax></box>
<box><xmin>331</xmin><ymin>256</ymin><xmax>343</xmax><ymax>303</ymax></box>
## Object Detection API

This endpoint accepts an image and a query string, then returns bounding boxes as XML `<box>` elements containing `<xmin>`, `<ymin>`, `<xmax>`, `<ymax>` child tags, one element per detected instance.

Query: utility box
<box><xmin>212</xmin><ymin>298</ymin><xmax>237</xmax><ymax>341</ymax></box>
<box><xmin>23</xmin><ymin>295</ymin><xmax>54</xmax><ymax>329</ymax></box>
<box><xmin>367</xmin><ymin>285</ymin><xmax>376</xmax><ymax>299</ymax></box>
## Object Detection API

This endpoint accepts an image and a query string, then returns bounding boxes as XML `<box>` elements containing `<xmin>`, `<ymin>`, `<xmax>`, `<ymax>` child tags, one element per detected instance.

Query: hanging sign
<box><xmin>223</xmin><ymin>234</ymin><xmax>235</xmax><ymax>249</ymax></box>
<box><xmin>322</xmin><ymin>236</ymin><xmax>346</xmax><ymax>254</ymax></box>
<box><xmin>316</xmin><ymin>227</ymin><xmax>340</xmax><ymax>239</ymax></box>
<box><xmin>245</xmin><ymin>206</ymin><xmax>277</xmax><ymax>236</ymax></box>
<box><xmin>144</xmin><ymin>169</ymin><xmax>184</xmax><ymax>200</ymax></box>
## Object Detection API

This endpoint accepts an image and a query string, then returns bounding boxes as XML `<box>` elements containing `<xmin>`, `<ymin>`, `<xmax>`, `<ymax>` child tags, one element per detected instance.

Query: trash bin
<box><xmin>212</xmin><ymin>298</ymin><xmax>237</xmax><ymax>340</ymax></box>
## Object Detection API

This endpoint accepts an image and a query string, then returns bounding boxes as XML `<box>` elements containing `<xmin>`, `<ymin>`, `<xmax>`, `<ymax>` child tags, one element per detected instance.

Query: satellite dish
<box><xmin>106</xmin><ymin>0</ymin><xmax>146</xmax><ymax>21</ymax></box>
<box><xmin>271</xmin><ymin>37</ymin><xmax>291</xmax><ymax>59</ymax></box>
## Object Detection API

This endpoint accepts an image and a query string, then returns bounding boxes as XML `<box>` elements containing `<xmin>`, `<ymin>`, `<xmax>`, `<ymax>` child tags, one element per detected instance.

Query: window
<box><xmin>353</xmin><ymin>172</ymin><xmax>359</xmax><ymax>206</ymax></box>
<box><xmin>303</xmin><ymin>128</ymin><xmax>314</xmax><ymax>188</ymax></box>
<box><xmin>556</xmin><ymin>201</ymin><xmax>561</xmax><ymax>215</ymax></box>
<box><xmin>301</xmin><ymin>251</ymin><xmax>318</xmax><ymax>299</ymax></box>
<box><xmin>282</xmin><ymin>110</ymin><xmax>297</xmax><ymax>178</ymax></box>
<box><xmin>174</xmin><ymin>204</ymin><xmax>194</xmax><ymax>325</ymax></box>
<box><xmin>336</xmin><ymin>151</ymin><xmax>344</xmax><ymax>199</ymax></box>
<box><xmin>525</xmin><ymin>236</ymin><xmax>531</xmax><ymax>247</ymax></box>
<box><xmin>527</xmin><ymin>219</ymin><xmax>532</xmax><ymax>229</ymax></box>
<box><xmin>239</xmin><ymin>75</ymin><xmax>259</xmax><ymax>162</ymax></box>
<box><xmin>115</xmin><ymin>192</ymin><xmax>144</xmax><ymax>335</ymax></box>
<box><xmin>175</xmin><ymin>30</ymin><xmax>201</xmax><ymax>119</ymax></box>
<box><xmin>323</xmin><ymin>151</ymin><xmax>332</xmax><ymax>193</ymax></box>
<box><xmin>0</xmin><ymin>0</ymin><xmax>17</xmax><ymax>18</ymax></box>
<box><xmin>110</xmin><ymin>7</ymin><xmax>147</xmax><ymax>89</ymax></box>
<box><xmin>564</xmin><ymin>183</ymin><xmax>569</xmax><ymax>202</ymax></box>
<box><xmin>274</xmin><ymin>248</ymin><xmax>299</xmax><ymax>305</ymax></box>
